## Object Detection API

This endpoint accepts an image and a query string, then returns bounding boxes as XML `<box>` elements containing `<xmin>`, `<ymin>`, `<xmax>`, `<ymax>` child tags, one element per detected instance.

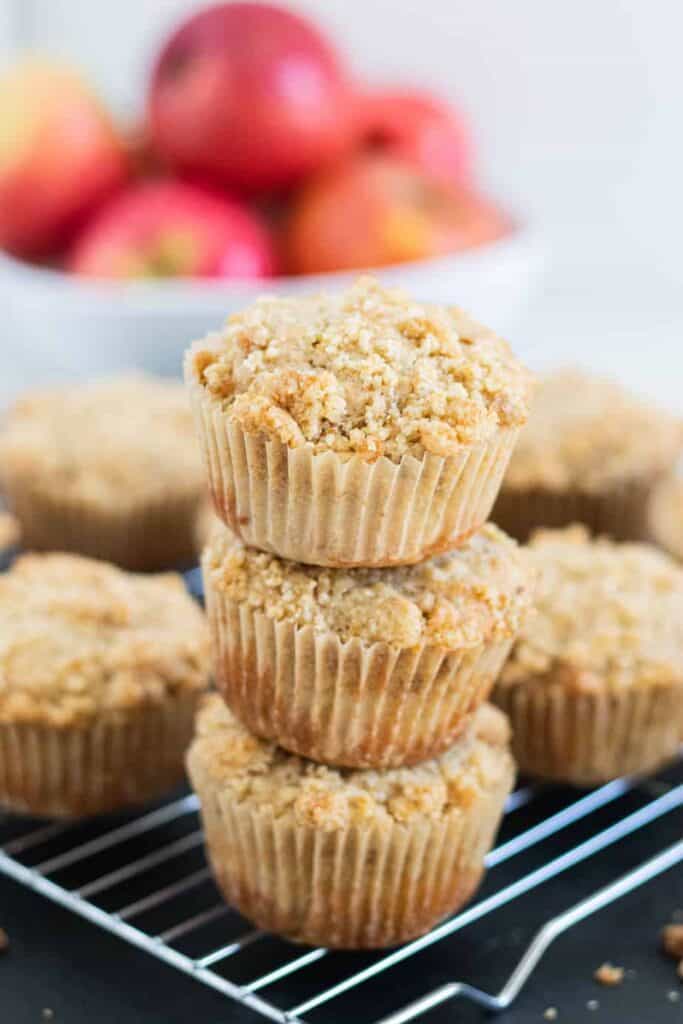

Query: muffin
<box><xmin>493</xmin><ymin>369</ymin><xmax>682</xmax><ymax>542</ymax></box>
<box><xmin>187</xmin><ymin>695</ymin><xmax>514</xmax><ymax>948</ymax></box>
<box><xmin>0</xmin><ymin>373</ymin><xmax>206</xmax><ymax>571</ymax></box>
<box><xmin>186</xmin><ymin>277</ymin><xmax>533</xmax><ymax>567</ymax></box>
<box><xmin>203</xmin><ymin>521</ymin><xmax>533</xmax><ymax>768</ymax></box>
<box><xmin>649</xmin><ymin>476</ymin><xmax>683</xmax><ymax>560</ymax></box>
<box><xmin>0</xmin><ymin>552</ymin><xmax>209</xmax><ymax>817</ymax></box>
<box><xmin>493</xmin><ymin>525</ymin><xmax>683</xmax><ymax>784</ymax></box>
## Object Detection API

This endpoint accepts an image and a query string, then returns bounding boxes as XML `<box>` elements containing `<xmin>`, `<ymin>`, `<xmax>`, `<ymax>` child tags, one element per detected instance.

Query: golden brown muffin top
<box><xmin>186</xmin><ymin>277</ymin><xmax>533</xmax><ymax>462</ymax></box>
<box><xmin>0</xmin><ymin>374</ymin><xmax>204</xmax><ymax>509</ymax></box>
<box><xmin>188</xmin><ymin>695</ymin><xmax>512</xmax><ymax>830</ymax></box>
<box><xmin>649</xmin><ymin>476</ymin><xmax>683</xmax><ymax>561</ymax></box>
<box><xmin>502</xmin><ymin>369</ymin><xmax>682</xmax><ymax>493</ymax></box>
<box><xmin>500</xmin><ymin>525</ymin><xmax>683</xmax><ymax>692</ymax></box>
<box><xmin>0</xmin><ymin>553</ymin><xmax>209</xmax><ymax>727</ymax></box>
<box><xmin>204</xmin><ymin>522</ymin><xmax>534</xmax><ymax>649</ymax></box>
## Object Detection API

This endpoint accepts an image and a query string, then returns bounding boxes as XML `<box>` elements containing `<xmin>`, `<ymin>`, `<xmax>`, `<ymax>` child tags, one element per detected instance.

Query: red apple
<box><xmin>358</xmin><ymin>88</ymin><xmax>472</xmax><ymax>186</ymax></box>
<box><xmin>68</xmin><ymin>180</ymin><xmax>276</xmax><ymax>278</ymax></box>
<box><xmin>148</xmin><ymin>2</ymin><xmax>356</xmax><ymax>194</ymax></box>
<box><xmin>282</xmin><ymin>155</ymin><xmax>509</xmax><ymax>275</ymax></box>
<box><xmin>0</xmin><ymin>58</ymin><xmax>128</xmax><ymax>259</ymax></box>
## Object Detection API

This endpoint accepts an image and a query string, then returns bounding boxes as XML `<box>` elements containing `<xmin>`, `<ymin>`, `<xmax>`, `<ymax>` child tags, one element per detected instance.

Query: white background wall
<box><xmin>1</xmin><ymin>0</ymin><xmax>682</xmax><ymax>404</ymax></box>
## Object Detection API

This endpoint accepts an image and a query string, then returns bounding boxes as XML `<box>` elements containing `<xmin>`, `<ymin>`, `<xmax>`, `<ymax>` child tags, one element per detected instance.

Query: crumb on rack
<box><xmin>543</xmin><ymin>1008</ymin><xmax>558</xmax><ymax>1021</ymax></box>
<box><xmin>41</xmin><ymin>1010</ymin><xmax>54</xmax><ymax>1021</ymax></box>
<box><xmin>0</xmin><ymin>927</ymin><xmax>8</xmax><ymax>952</ymax></box>
<box><xmin>662</xmin><ymin>923</ymin><xmax>683</xmax><ymax>959</ymax></box>
<box><xmin>667</xmin><ymin>989</ymin><xmax>681</xmax><ymax>1003</ymax></box>
<box><xmin>594</xmin><ymin>962</ymin><xmax>624</xmax><ymax>986</ymax></box>
<box><xmin>586</xmin><ymin>999</ymin><xmax>599</xmax><ymax>1011</ymax></box>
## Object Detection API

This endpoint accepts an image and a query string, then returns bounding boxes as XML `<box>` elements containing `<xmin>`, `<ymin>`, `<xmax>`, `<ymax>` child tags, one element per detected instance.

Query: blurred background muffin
<box><xmin>493</xmin><ymin>369</ymin><xmax>683</xmax><ymax>542</ymax></box>
<box><xmin>0</xmin><ymin>373</ymin><xmax>206</xmax><ymax>570</ymax></box>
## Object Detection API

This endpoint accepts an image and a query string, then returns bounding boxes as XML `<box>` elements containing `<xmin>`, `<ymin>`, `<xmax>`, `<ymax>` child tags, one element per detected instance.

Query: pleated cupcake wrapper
<box><xmin>493</xmin><ymin>477</ymin><xmax>660</xmax><ymax>544</ymax></box>
<box><xmin>189</xmin><ymin>754</ymin><xmax>513</xmax><ymax>949</ymax></box>
<box><xmin>189</xmin><ymin>378</ymin><xmax>518</xmax><ymax>567</ymax></box>
<box><xmin>205</xmin><ymin>579</ymin><xmax>514</xmax><ymax>768</ymax></box>
<box><xmin>0</xmin><ymin>692</ymin><xmax>200</xmax><ymax>818</ymax></box>
<box><xmin>493</xmin><ymin>680</ymin><xmax>683</xmax><ymax>785</ymax></box>
<box><xmin>3</xmin><ymin>478</ymin><xmax>201</xmax><ymax>572</ymax></box>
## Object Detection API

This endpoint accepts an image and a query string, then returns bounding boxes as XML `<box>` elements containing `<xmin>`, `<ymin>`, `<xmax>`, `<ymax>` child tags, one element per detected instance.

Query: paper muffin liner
<box><xmin>189</xmin><ymin>743</ymin><xmax>513</xmax><ymax>949</ymax></box>
<box><xmin>2</xmin><ymin>477</ymin><xmax>202</xmax><ymax>571</ymax></box>
<box><xmin>189</xmin><ymin>378</ymin><xmax>518</xmax><ymax>567</ymax></box>
<box><xmin>0</xmin><ymin>692</ymin><xmax>201</xmax><ymax>818</ymax></box>
<box><xmin>205</xmin><ymin>573</ymin><xmax>514</xmax><ymax>768</ymax></box>
<box><xmin>493</xmin><ymin>679</ymin><xmax>683</xmax><ymax>785</ymax></box>
<box><xmin>493</xmin><ymin>477</ymin><xmax>661</xmax><ymax>544</ymax></box>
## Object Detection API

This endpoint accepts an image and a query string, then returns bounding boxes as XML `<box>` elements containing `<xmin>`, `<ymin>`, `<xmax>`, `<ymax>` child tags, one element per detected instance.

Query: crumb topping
<box><xmin>663</xmin><ymin>924</ymin><xmax>683</xmax><ymax>960</ymax></box>
<box><xmin>188</xmin><ymin>695</ymin><xmax>512</xmax><ymax>830</ymax></box>
<box><xmin>500</xmin><ymin>525</ymin><xmax>683</xmax><ymax>692</ymax></box>
<box><xmin>0</xmin><ymin>553</ymin><xmax>209</xmax><ymax>726</ymax></box>
<box><xmin>186</xmin><ymin>277</ymin><xmax>533</xmax><ymax>462</ymax></box>
<box><xmin>503</xmin><ymin>369</ymin><xmax>682</xmax><ymax>492</ymax></box>
<box><xmin>649</xmin><ymin>476</ymin><xmax>683</xmax><ymax>561</ymax></box>
<box><xmin>204</xmin><ymin>522</ymin><xmax>533</xmax><ymax>649</ymax></box>
<box><xmin>0</xmin><ymin>374</ymin><xmax>204</xmax><ymax>509</ymax></box>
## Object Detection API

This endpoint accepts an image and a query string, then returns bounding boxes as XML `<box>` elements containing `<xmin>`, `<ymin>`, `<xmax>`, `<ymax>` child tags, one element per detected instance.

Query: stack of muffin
<box><xmin>184</xmin><ymin>277</ymin><xmax>536</xmax><ymax>949</ymax></box>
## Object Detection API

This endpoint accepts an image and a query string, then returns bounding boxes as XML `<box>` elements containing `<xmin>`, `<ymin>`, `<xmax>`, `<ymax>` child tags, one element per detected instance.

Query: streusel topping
<box><xmin>204</xmin><ymin>522</ymin><xmax>533</xmax><ymax>649</ymax></box>
<box><xmin>0</xmin><ymin>374</ymin><xmax>204</xmax><ymax>508</ymax></box>
<box><xmin>649</xmin><ymin>477</ymin><xmax>683</xmax><ymax>561</ymax></box>
<box><xmin>503</xmin><ymin>369</ymin><xmax>682</xmax><ymax>492</ymax></box>
<box><xmin>500</xmin><ymin>525</ymin><xmax>683</xmax><ymax>692</ymax></box>
<box><xmin>0</xmin><ymin>553</ymin><xmax>209</xmax><ymax>726</ymax></box>
<box><xmin>187</xmin><ymin>277</ymin><xmax>533</xmax><ymax>461</ymax></box>
<box><xmin>188</xmin><ymin>695</ymin><xmax>512</xmax><ymax>830</ymax></box>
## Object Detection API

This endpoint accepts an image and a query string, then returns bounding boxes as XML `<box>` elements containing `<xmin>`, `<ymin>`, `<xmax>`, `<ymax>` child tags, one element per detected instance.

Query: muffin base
<box><xmin>493</xmin><ymin>478</ymin><xmax>660</xmax><ymax>544</ymax></box>
<box><xmin>190</xmin><ymin>377</ymin><xmax>519</xmax><ymax>567</ymax></box>
<box><xmin>206</xmin><ymin>578</ymin><xmax>514</xmax><ymax>768</ymax></box>
<box><xmin>493</xmin><ymin>679</ymin><xmax>683</xmax><ymax>785</ymax></box>
<box><xmin>191</xmin><ymin>755</ymin><xmax>513</xmax><ymax>948</ymax></box>
<box><xmin>0</xmin><ymin>692</ymin><xmax>201</xmax><ymax>818</ymax></box>
<box><xmin>3</xmin><ymin>482</ymin><xmax>202</xmax><ymax>572</ymax></box>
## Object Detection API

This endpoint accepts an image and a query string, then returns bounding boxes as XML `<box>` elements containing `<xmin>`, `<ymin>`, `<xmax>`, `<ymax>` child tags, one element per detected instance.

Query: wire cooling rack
<box><xmin>2</xmin><ymin>759</ymin><xmax>682</xmax><ymax>1024</ymax></box>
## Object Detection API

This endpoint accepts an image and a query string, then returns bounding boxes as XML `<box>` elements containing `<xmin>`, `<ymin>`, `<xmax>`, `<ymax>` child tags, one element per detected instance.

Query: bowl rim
<box><xmin>0</xmin><ymin>217</ymin><xmax>542</xmax><ymax>313</ymax></box>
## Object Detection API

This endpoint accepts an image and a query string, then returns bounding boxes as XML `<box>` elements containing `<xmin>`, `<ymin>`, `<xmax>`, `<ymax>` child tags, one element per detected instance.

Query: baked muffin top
<box><xmin>0</xmin><ymin>373</ymin><xmax>204</xmax><ymax>509</ymax></box>
<box><xmin>500</xmin><ymin>525</ymin><xmax>683</xmax><ymax>692</ymax></box>
<box><xmin>0</xmin><ymin>553</ymin><xmax>209</xmax><ymax>726</ymax></box>
<box><xmin>188</xmin><ymin>695</ymin><xmax>512</xmax><ymax>830</ymax></box>
<box><xmin>204</xmin><ymin>521</ymin><xmax>534</xmax><ymax>649</ymax></box>
<box><xmin>649</xmin><ymin>476</ymin><xmax>683</xmax><ymax>561</ymax></box>
<box><xmin>186</xmin><ymin>277</ymin><xmax>533</xmax><ymax>462</ymax></box>
<box><xmin>503</xmin><ymin>369</ymin><xmax>682</xmax><ymax>493</ymax></box>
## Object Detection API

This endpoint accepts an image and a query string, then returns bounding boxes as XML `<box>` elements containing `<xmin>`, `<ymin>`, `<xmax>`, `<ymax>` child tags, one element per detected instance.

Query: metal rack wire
<box><xmin>2</xmin><ymin>760</ymin><xmax>682</xmax><ymax>1023</ymax></box>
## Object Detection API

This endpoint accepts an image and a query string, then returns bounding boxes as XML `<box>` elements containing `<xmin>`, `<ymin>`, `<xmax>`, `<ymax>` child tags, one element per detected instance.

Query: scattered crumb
<box><xmin>667</xmin><ymin>989</ymin><xmax>680</xmax><ymax>1003</ymax></box>
<box><xmin>0</xmin><ymin>927</ymin><xmax>8</xmax><ymax>952</ymax></box>
<box><xmin>594</xmin><ymin>962</ymin><xmax>624</xmax><ymax>986</ymax></box>
<box><xmin>663</xmin><ymin>923</ymin><xmax>683</xmax><ymax>959</ymax></box>
<box><xmin>586</xmin><ymin>999</ymin><xmax>600</xmax><ymax>1011</ymax></box>
<box><xmin>543</xmin><ymin>1009</ymin><xmax>558</xmax><ymax>1021</ymax></box>
<box><xmin>41</xmin><ymin>1011</ymin><xmax>54</xmax><ymax>1021</ymax></box>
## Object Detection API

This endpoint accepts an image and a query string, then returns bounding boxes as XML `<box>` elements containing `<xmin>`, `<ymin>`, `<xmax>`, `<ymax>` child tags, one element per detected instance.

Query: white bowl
<box><xmin>1</xmin><ymin>222</ymin><xmax>544</xmax><ymax>384</ymax></box>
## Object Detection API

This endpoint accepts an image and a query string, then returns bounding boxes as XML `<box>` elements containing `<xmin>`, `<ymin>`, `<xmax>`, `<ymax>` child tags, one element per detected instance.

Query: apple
<box><xmin>282</xmin><ymin>155</ymin><xmax>509</xmax><ymax>274</ymax></box>
<box><xmin>0</xmin><ymin>58</ymin><xmax>128</xmax><ymax>259</ymax></box>
<box><xmin>68</xmin><ymin>180</ymin><xmax>276</xmax><ymax>278</ymax></box>
<box><xmin>358</xmin><ymin>88</ymin><xmax>472</xmax><ymax>187</ymax></box>
<box><xmin>148</xmin><ymin>2</ymin><xmax>357</xmax><ymax>194</ymax></box>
